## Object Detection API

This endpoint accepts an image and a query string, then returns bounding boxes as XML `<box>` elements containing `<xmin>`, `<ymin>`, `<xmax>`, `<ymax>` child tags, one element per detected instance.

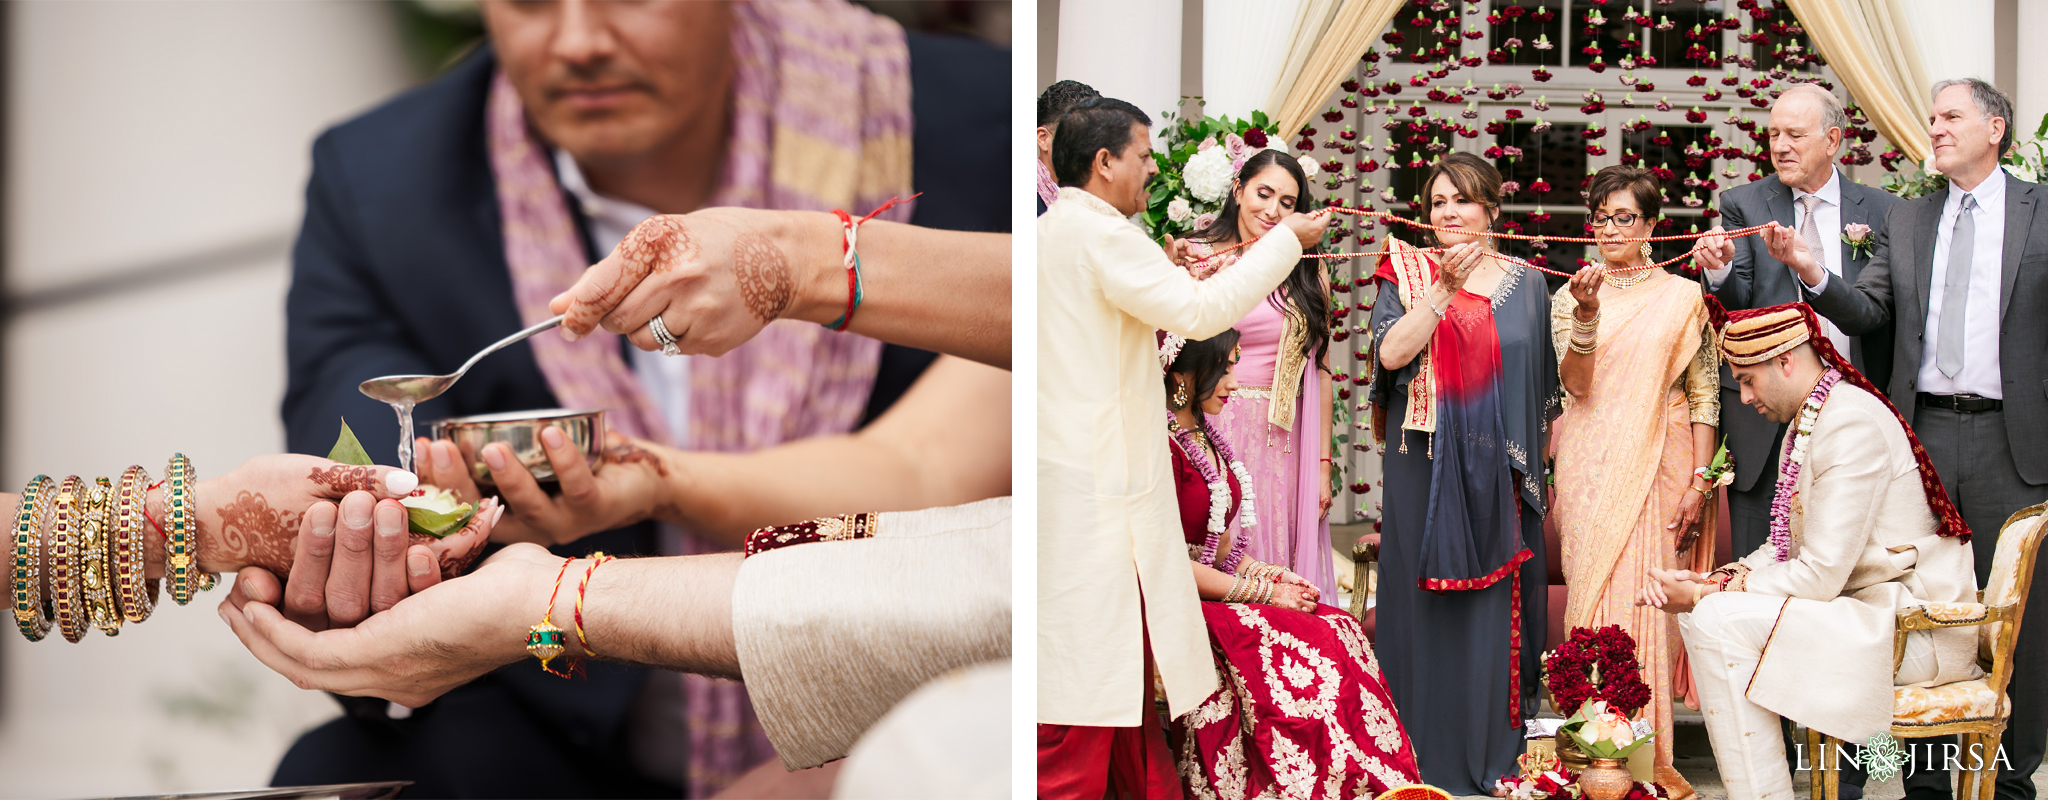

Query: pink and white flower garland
<box><xmin>1768</xmin><ymin>368</ymin><xmax>1842</xmax><ymax>561</ymax></box>
<box><xmin>1170</xmin><ymin>413</ymin><xmax>1257</xmax><ymax>573</ymax></box>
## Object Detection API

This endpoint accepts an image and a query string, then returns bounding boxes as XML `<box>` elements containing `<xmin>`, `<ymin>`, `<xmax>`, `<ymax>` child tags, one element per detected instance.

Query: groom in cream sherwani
<box><xmin>1639</xmin><ymin>302</ymin><xmax>1981</xmax><ymax>800</ymax></box>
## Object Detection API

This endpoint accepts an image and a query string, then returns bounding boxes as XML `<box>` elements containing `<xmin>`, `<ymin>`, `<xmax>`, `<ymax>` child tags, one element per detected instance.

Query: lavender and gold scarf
<box><xmin>485</xmin><ymin>2</ymin><xmax>915</xmax><ymax>792</ymax></box>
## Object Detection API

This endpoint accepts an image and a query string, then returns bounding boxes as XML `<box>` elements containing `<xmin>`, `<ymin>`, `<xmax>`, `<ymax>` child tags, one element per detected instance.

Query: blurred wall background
<box><xmin>0</xmin><ymin>1</ymin><xmax>1009</xmax><ymax>796</ymax></box>
<box><xmin>0</xmin><ymin>2</ymin><xmax>413</xmax><ymax>795</ymax></box>
<box><xmin>0</xmin><ymin>2</ymin><xmax>412</xmax><ymax>796</ymax></box>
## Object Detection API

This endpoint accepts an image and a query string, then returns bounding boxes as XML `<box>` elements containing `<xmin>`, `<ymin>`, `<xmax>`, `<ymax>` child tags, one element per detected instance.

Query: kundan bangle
<box><xmin>164</xmin><ymin>454</ymin><xmax>202</xmax><ymax>604</ymax></box>
<box><xmin>11</xmin><ymin>476</ymin><xmax>53</xmax><ymax>641</ymax></box>
<box><xmin>81</xmin><ymin>477</ymin><xmax>121</xmax><ymax>637</ymax></box>
<box><xmin>48</xmin><ymin>477</ymin><xmax>84</xmax><ymax>643</ymax></box>
<box><xmin>112</xmin><ymin>466</ymin><xmax>156</xmax><ymax>624</ymax></box>
<box><xmin>526</xmin><ymin>557</ymin><xmax>576</xmax><ymax>678</ymax></box>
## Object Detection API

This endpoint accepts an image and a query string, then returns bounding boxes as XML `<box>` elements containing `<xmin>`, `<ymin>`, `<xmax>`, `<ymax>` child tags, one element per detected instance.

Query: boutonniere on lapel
<box><xmin>1841</xmin><ymin>223</ymin><xmax>1874</xmax><ymax>260</ymax></box>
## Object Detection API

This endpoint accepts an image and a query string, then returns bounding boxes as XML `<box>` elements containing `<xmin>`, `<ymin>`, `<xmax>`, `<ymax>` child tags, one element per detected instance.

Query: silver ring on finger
<box><xmin>648</xmin><ymin>315</ymin><xmax>681</xmax><ymax>357</ymax></box>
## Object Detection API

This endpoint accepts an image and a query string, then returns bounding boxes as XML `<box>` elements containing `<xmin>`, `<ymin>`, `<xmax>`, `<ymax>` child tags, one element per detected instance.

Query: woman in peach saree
<box><xmin>1550</xmin><ymin>167</ymin><xmax>1718</xmax><ymax>798</ymax></box>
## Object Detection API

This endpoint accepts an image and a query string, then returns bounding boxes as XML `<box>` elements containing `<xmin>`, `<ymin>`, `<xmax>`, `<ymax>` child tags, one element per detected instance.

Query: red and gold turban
<box><xmin>1707</xmin><ymin>298</ymin><xmax>1971</xmax><ymax>541</ymax></box>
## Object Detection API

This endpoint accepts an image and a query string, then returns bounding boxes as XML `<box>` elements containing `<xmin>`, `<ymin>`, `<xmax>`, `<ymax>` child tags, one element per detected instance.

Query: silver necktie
<box><xmin>1937</xmin><ymin>193</ymin><xmax>1976</xmax><ymax>378</ymax></box>
<box><xmin>1799</xmin><ymin>194</ymin><xmax>1826</xmax><ymax>270</ymax></box>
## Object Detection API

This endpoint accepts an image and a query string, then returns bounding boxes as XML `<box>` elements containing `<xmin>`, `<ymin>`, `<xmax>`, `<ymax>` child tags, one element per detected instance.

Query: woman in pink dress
<box><xmin>1184</xmin><ymin>148</ymin><xmax>1337</xmax><ymax>595</ymax></box>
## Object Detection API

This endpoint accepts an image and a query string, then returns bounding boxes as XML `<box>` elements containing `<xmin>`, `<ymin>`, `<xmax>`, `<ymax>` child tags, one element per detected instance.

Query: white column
<box><xmin>1905</xmin><ymin>0</ymin><xmax>1995</xmax><ymax>87</ymax></box>
<box><xmin>2015</xmin><ymin>1</ymin><xmax>2048</xmax><ymax>141</ymax></box>
<box><xmin>1056</xmin><ymin>0</ymin><xmax>1185</xmax><ymax>133</ymax></box>
<box><xmin>1201</xmin><ymin>0</ymin><xmax>1302</xmax><ymax>122</ymax></box>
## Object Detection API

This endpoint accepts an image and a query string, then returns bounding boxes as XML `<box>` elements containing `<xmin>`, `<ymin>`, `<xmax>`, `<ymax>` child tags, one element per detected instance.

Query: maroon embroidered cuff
<box><xmin>743</xmin><ymin>512</ymin><xmax>880</xmax><ymax>557</ymax></box>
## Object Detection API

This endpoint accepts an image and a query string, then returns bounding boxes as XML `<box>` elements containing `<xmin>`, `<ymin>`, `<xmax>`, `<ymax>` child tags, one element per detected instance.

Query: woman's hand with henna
<box><xmin>1265</xmin><ymin>583</ymin><xmax>1319</xmax><ymax>613</ymax></box>
<box><xmin>193</xmin><ymin>455</ymin><xmax>421</xmax><ymax>576</ymax></box>
<box><xmin>225</xmin><ymin>495</ymin><xmax>501</xmax><ymax>631</ymax></box>
<box><xmin>412</xmin><ymin>432</ymin><xmax>674</xmax><ymax>546</ymax></box>
<box><xmin>552</xmin><ymin>208</ymin><xmax>824</xmax><ymax>357</ymax></box>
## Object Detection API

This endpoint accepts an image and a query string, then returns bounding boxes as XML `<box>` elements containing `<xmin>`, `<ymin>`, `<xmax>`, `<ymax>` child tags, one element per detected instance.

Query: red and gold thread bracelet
<box><xmin>572</xmin><ymin>552</ymin><xmax>615</xmax><ymax>657</ymax></box>
<box><xmin>525</xmin><ymin>556</ymin><xmax>576</xmax><ymax>678</ymax></box>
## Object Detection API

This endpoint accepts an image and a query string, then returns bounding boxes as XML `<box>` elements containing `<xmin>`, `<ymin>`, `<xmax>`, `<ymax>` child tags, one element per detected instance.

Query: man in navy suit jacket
<box><xmin>277</xmin><ymin>4</ymin><xmax>1006</xmax><ymax>796</ymax></box>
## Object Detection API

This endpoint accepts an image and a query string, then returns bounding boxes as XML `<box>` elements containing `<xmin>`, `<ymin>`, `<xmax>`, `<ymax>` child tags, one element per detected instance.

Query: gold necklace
<box><xmin>1603</xmin><ymin>266</ymin><xmax>1653</xmax><ymax>289</ymax></box>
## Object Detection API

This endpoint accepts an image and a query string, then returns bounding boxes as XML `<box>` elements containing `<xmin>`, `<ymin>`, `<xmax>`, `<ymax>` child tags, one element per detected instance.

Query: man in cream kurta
<box><xmin>1037</xmin><ymin>97</ymin><xmax>1325</xmax><ymax>744</ymax></box>
<box><xmin>1641</xmin><ymin>303</ymin><xmax>1980</xmax><ymax>800</ymax></box>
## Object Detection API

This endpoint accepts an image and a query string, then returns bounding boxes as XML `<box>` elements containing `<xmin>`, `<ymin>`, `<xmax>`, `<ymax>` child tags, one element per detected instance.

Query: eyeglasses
<box><xmin>1591</xmin><ymin>212</ymin><xmax>1643</xmax><ymax>228</ymax></box>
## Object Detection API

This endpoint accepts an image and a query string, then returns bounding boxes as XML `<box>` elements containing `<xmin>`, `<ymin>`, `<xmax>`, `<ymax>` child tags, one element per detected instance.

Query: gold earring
<box><xmin>1171</xmin><ymin>381</ymin><xmax>1190</xmax><ymax>410</ymax></box>
<box><xmin>1639</xmin><ymin>241</ymin><xmax>1654</xmax><ymax>261</ymax></box>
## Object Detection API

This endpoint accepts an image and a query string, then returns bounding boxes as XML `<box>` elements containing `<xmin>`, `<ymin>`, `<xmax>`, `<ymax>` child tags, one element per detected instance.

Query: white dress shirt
<box><xmin>1716</xmin><ymin>169</ymin><xmax>1849</xmax><ymax>353</ymax></box>
<box><xmin>555</xmin><ymin>149</ymin><xmax>692</xmax><ymax>444</ymax></box>
<box><xmin>1919</xmin><ymin>168</ymin><xmax>2007</xmax><ymax>398</ymax></box>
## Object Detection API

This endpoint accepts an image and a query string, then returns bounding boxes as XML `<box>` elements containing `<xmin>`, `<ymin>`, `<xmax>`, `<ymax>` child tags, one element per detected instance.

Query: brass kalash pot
<box><xmin>1577</xmin><ymin>758</ymin><xmax>1634</xmax><ymax>800</ymax></box>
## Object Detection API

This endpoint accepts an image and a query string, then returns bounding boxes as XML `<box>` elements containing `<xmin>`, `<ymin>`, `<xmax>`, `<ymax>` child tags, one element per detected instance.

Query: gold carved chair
<box><xmin>1350</xmin><ymin>533</ymin><xmax>1379</xmax><ymax>635</ymax></box>
<box><xmin>1807</xmin><ymin>501</ymin><xmax>2047</xmax><ymax>800</ymax></box>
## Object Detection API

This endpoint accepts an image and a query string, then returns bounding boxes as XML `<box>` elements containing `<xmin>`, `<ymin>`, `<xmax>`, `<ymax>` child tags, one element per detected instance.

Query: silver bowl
<box><xmin>431</xmin><ymin>409</ymin><xmax>605</xmax><ymax>486</ymax></box>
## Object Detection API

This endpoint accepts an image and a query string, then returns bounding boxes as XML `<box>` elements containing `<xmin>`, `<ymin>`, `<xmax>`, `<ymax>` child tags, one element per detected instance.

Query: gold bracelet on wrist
<box><xmin>48</xmin><ymin>477</ymin><xmax>84</xmax><ymax>643</ymax></box>
<box><xmin>113</xmin><ymin>466</ymin><xmax>156</xmax><ymax>623</ymax></box>
<box><xmin>11</xmin><ymin>476</ymin><xmax>53</xmax><ymax>642</ymax></box>
<box><xmin>1569</xmin><ymin>335</ymin><xmax>1598</xmax><ymax>355</ymax></box>
<box><xmin>165</xmin><ymin>454</ymin><xmax>204</xmax><ymax>604</ymax></box>
<box><xmin>81</xmin><ymin>477</ymin><xmax>121</xmax><ymax>637</ymax></box>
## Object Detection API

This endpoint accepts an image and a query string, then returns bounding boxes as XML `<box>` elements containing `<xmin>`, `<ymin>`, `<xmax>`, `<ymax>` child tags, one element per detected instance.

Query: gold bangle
<box><xmin>48</xmin><ymin>477</ymin><xmax>84</xmax><ymax>643</ymax></box>
<box><xmin>1569</xmin><ymin>336</ymin><xmax>1598</xmax><ymax>355</ymax></box>
<box><xmin>12</xmin><ymin>476</ymin><xmax>53</xmax><ymax>642</ymax></box>
<box><xmin>81</xmin><ymin>477</ymin><xmax>120</xmax><ymax>638</ymax></box>
<box><xmin>165</xmin><ymin>454</ymin><xmax>208</xmax><ymax>604</ymax></box>
<box><xmin>113</xmin><ymin>466</ymin><xmax>156</xmax><ymax>623</ymax></box>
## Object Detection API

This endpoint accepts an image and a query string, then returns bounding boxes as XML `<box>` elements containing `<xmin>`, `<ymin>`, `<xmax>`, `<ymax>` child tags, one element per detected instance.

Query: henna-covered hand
<box><xmin>412</xmin><ymin>430</ymin><xmax>672</xmax><ymax>546</ymax></box>
<box><xmin>225</xmin><ymin>495</ymin><xmax>501</xmax><ymax>632</ymax></box>
<box><xmin>551</xmin><ymin>207</ymin><xmax>819</xmax><ymax>357</ymax></box>
<box><xmin>192</xmin><ymin>454</ymin><xmax>419</xmax><ymax>576</ymax></box>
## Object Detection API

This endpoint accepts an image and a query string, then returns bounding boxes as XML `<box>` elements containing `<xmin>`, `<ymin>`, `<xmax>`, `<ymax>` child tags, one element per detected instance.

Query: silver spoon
<box><xmin>359</xmin><ymin>314</ymin><xmax>566</xmax><ymax>405</ymax></box>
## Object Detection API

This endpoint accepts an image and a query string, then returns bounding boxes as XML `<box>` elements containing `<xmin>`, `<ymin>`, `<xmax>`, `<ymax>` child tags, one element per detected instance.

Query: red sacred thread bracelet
<box><xmin>142</xmin><ymin>480</ymin><xmax>168</xmax><ymax>544</ymax></box>
<box><xmin>572</xmin><ymin>552</ymin><xmax>615</xmax><ymax>657</ymax></box>
<box><xmin>823</xmin><ymin>193</ymin><xmax>923</xmax><ymax>332</ymax></box>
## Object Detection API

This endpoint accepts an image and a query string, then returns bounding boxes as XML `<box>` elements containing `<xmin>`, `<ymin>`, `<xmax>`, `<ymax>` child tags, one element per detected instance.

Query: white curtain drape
<box><xmin>1265</xmin><ymin>0</ymin><xmax>1339</xmax><ymax>118</ymax></box>
<box><xmin>1783</xmin><ymin>0</ymin><xmax>1936</xmax><ymax>164</ymax></box>
<box><xmin>1267</xmin><ymin>0</ymin><xmax>1405</xmax><ymax>142</ymax></box>
<box><xmin>1201</xmin><ymin>0</ymin><xmax>1305</xmax><ymax>123</ymax></box>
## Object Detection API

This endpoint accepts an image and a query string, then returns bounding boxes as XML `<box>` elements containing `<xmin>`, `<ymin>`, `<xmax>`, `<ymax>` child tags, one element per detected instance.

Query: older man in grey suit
<box><xmin>1694</xmin><ymin>83</ymin><xmax>1903</xmax><ymax>564</ymax></box>
<box><xmin>1772</xmin><ymin>77</ymin><xmax>2048</xmax><ymax>800</ymax></box>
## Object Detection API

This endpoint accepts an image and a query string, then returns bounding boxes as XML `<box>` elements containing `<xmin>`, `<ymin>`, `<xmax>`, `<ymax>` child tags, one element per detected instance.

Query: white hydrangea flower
<box><xmin>1183</xmin><ymin>145</ymin><xmax>1234</xmax><ymax>203</ymax></box>
<box><xmin>1166</xmin><ymin>195</ymin><xmax>1193</xmax><ymax>223</ymax></box>
<box><xmin>2005</xmin><ymin>162</ymin><xmax>2035</xmax><ymax>183</ymax></box>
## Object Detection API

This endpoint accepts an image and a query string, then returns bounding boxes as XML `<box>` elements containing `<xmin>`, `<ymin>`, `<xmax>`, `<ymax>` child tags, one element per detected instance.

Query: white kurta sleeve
<box><xmin>730</xmin><ymin>498</ymin><xmax>1011</xmax><ymax>770</ymax></box>
<box><xmin>1093</xmin><ymin>221</ymin><xmax>1304</xmax><ymax>340</ymax></box>
<box><xmin>1738</xmin><ymin>403</ymin><xmax>1890</xmax><ymax>600</ymax></box>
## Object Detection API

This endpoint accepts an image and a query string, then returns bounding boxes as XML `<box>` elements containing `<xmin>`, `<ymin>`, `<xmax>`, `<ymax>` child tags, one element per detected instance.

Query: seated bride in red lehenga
<box><xmin>1160</xmin><ymin>329</ymin><xmax>1424</xmax><ymax>797</ymax></box>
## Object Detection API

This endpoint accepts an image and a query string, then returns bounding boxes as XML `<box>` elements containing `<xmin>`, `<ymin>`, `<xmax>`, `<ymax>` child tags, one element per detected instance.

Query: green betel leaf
<box><xmin>402</xmin><ymin>487</ymin><xmax>475</xmax><ymax>538</ymax></box>
<box><xmin>329</xmin><ymin>420</ymin><xmax>374</xmax><ymax>467</ymax></box>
